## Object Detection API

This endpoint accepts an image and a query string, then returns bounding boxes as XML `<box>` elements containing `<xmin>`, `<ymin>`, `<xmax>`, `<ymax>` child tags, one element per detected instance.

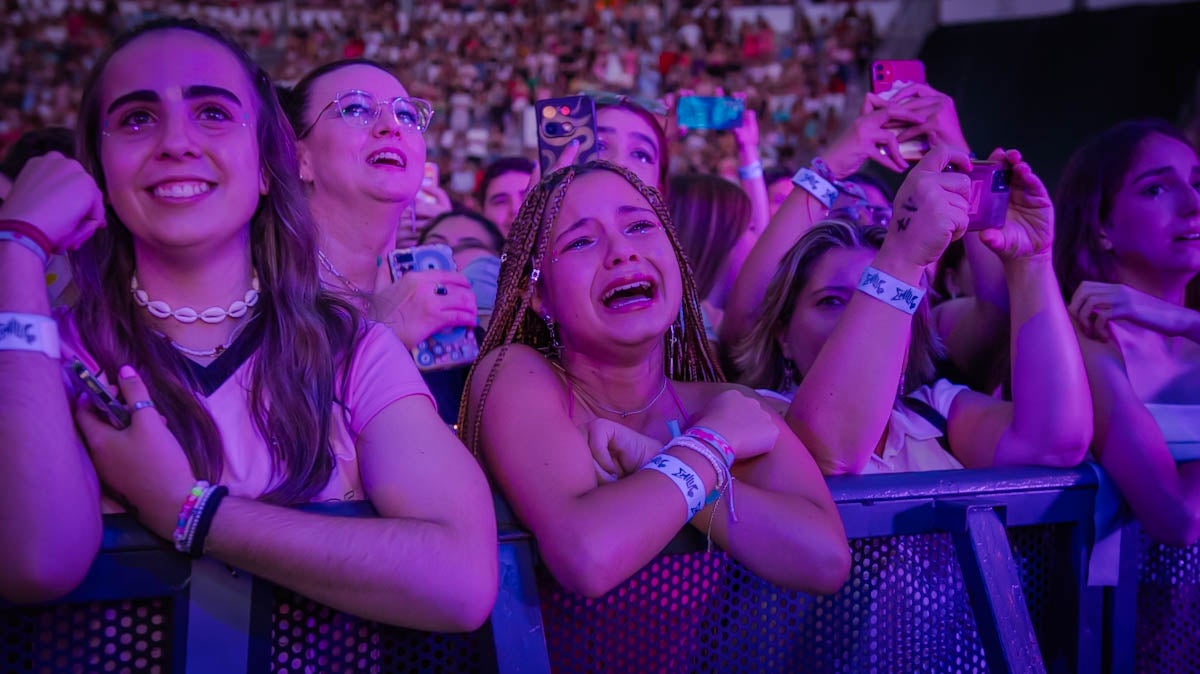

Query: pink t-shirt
<box><xmin>60</xmin><ymin>314</ymin><xmax>433</xmax><ymax>504</ymax></box>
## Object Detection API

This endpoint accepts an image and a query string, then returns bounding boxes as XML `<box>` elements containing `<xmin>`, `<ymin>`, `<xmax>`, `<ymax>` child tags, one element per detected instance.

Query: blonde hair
<box><xmin>458</xmin><ymin>161</ymin><xmax>722</xmax><ymax>456</ymax></box>
<box><xmin>730</xmin><ymin>220</ymin><xmax>943</xmax><ymax>394</ymax></box>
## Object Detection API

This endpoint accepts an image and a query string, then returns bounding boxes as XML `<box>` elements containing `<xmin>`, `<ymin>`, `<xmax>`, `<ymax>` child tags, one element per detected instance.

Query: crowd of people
<box><xmin>1</xmin><ymin>7</ymin><xmax>1198</xmax><ymax>672</ymax></box>
<box><xmin>2</xmin><ymin>0</ymin><xmax>880</xmax><ymax>204</ymax></box>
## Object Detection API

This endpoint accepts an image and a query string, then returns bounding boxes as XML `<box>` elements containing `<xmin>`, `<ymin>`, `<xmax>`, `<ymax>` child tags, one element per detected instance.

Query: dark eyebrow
<box><xmin>1132</xmin><ymin>166</ymin><xmax>1172</xmax><ymax>183</ymax></box>
<box><xmin>106</xmin><ymin>90</ymin><xmax>158</xmax><ymax>114</ymax></box>
<box><xmin>184</xmin><ymin>85</ymin><xmax>242</xmax><ymax>106</ymax></box>
<box><xmin>556</xmin><ymin>217</ymin><xmax>596</xmax><ymax>245</ymax></box>
<box><xmin>807</xmin><ymin>284</ymin><xmax>854</xmax><ymax>300</ymax></box>
<box><xmin>106</xmin><ymin>85</ymin><xmax>242</xmax><ymax>115</ymax></box>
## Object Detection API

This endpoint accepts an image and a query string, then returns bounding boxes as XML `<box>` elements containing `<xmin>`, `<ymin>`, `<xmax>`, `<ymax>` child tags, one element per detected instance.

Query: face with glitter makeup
<box><xmin>97</xmin><ymin>29</ymin><xmax>263</xmax><ymax>253</ymax></box>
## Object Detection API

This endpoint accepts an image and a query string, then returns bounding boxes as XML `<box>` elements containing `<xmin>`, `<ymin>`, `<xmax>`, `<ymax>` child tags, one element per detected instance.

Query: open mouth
<box><xmin>367</xmin><ymin>149</ymin><xmax>407</xmax><ymax>168</ymax></box>
<box><xmin>602</xmin><ymin>280</ymin><xmax>655</xmax><ymax>309</ymax></box>
<box><xmin>150</xmin><ymin>181</ymin><xmax>213</xmax><ymax>199</ymax></box>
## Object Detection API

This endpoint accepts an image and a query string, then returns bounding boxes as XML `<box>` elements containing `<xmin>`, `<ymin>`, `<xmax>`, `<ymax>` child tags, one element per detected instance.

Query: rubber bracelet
<box><xmin>737</xmin><ymin>160</ymin><xmax>764</xmax><ymax>181</ymax></box>
<box><xmin>857</xmin><ymin>265</ymin><xmax>926</xmax><ymax>314</ymax></box>
<box><xmin>0</xmin><ymin>220</ymin><xmax>53</xmax><ymax>259</ymax></box>
<box><xmin>0</xmin><ymin>232</ymin><xmax>49</xmax><ymax>265</ymax></box>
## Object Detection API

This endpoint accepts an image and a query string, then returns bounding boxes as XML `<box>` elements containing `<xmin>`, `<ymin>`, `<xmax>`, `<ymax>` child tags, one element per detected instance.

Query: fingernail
<box><xmin>119</xmin><ymin>365</ymin><xmax>137</xmax><ymax>379</ymax></box>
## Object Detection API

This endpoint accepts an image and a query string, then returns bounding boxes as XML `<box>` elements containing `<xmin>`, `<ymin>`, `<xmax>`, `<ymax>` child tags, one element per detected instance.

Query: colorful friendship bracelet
<box><xmin>857</xmin><ymin>265</ymin><xmax>926</xmax><ymax>315</ymax></box>
<box><xmin>686</xmin><ymin>426</ymin><xmax>735</xmax><ymax>466</ymax></box>
<box><xmin>173</xmin><ymin>481</ymin><xmax>211</xmax><ymax>553</ymax></box>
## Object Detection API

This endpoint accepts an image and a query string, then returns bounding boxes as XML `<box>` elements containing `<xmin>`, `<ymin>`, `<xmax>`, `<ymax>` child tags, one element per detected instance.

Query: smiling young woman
<box><xmin>0</xmin><ymin>19</ymin><xmax>496</xmax><ymax>628</ymax></box>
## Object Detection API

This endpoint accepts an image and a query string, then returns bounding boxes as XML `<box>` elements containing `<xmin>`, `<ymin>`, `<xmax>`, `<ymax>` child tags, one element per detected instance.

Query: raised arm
<box><xmin>0</xmin><ymin>154</ymin><xmax>105</xmax><ymax>601</ymax></box>
<box><xmin>720</xmin><ymin>103</ymin><xmax>922</xmax><ymax>346</ymax></box>
<box><xmin>79</xmin><ymin>367</ymin><xmax>498</xmax><ymax>632</ymax></box>
<box><xmin>943</xmin><ymin>150</ymin><xmax>1093</xmax><ymax>468</ymax></box>
<box><xmin>786</xmin><ymin>145</ymin><xmax>972</xmax><ymax>474</ymax></box>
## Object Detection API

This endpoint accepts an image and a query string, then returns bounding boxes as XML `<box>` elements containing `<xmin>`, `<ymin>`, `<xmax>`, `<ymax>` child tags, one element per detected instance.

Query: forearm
<box><xmin>693</xmin><ymin>478</ymin><xmax>848</xmax><ymax>594</ymax></box>
<box><xmin>738</xmin><ymin>145</ymin><xmax>770</xmax><ymax>236</ymax></box>
<box><xmin>0</xmin><ymin>246</ymin><xmax>101</xmax><ymax>601</ymax></box>
<box><xmin>529</xmin><ymin>447</ymin><xmax>719</xmax><ymax>598</ymax></box>
<box><xmin>1179</xmin><ymin>307</ymin><xmax>1200</xmax><ymax>344</ymax></box>
<box><xmin>721</xmin><ymin>188</ymin><xmax>824</xmax><ymax>345</ymax></box>
<box><xmin>998</xmin><ymin>257</ymin><xmax>1092</xmax><ymax>465</ymax></box>
<box><xmin>204</xmin><ymin>497</ymin><xmax>497</xmax><ymax>631</ymax></box>
<box><xmin>787</xmin><ymin>252</ymin><xmax>920</xmax><ymax>474</ymax></box>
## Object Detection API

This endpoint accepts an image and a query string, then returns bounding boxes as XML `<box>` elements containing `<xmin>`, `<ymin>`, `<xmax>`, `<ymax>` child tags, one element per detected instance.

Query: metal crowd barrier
<box><xmin>2</xmin><ymin>464</ymin><xmax>1193</xmax><ymax>673</ymax></box>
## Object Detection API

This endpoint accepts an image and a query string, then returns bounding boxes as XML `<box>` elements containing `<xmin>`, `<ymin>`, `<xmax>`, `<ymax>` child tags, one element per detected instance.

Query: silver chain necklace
<box><xmin>577</xmin><ymin>378</ymin><xmax>670</xmax><ymax>419</ymax></box>
<box><xmin>317</xmin><ymin>250</ymin><xmax>370</xmax><ymax>297</ymax></box>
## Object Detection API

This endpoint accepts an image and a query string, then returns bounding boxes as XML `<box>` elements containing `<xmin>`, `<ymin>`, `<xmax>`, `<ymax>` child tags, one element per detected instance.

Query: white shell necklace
<box><xmin>131</xmin><ymin>272</ymin><xmax>260</xmax><ymax>324</ymax></box>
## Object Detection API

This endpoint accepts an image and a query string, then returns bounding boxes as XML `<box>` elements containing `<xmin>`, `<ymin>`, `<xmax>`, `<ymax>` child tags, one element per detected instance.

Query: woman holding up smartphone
<box><xmin>283</xmin><ymin>59</ymin><xmax>478</xmax><ymax>354</ymax></box>
<box><xmin>0</xmin><ymin>19</ymin><xmax>496</xmax><ymax>629</ymax></box>
<box><xmin>1056</xmin><ymin>119</ymin><xmax>1200</xmax><ymax>546</ymax></box>
<box><xmin>459</xmin><ymin>160</ymin><xmax>849</xmax><ymax>615</ymax></box>
<box><xmin>729</xmin><ymin>144</ymin><xmax>1092</xmax><ymax>474</ymax></box>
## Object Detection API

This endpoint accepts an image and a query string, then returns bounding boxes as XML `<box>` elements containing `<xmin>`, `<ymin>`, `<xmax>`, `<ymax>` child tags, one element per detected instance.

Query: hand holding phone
<box><xmin>65</xmin><ymin>358</ymin><xmax>131</xmax><ymax>429</ymax></box>
<box><xmin>676</xmin><ymin>96</ymin><xmax>745</xmax><ymax>131</ymax></box>
<box><xmin>387</xmin><ymin>244</ymin><xmax>480</xmax><ymax>371</ymax></box>
<box><xmin>964</xmin><ymin>161</ymin><xmax>1012</xmax><ymax>231</ymax></box>
<box><xmin>536</xmin><ymin>96</ymin><xmax>599</xmax><ymax>175</ymax></box>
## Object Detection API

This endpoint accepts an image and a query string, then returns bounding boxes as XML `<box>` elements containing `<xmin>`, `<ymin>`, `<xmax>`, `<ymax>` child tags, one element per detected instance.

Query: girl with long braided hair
<box><xmin>458</xmin><ymin>160</ymin><xmax>849</xmax><ymax>599</ymax></box>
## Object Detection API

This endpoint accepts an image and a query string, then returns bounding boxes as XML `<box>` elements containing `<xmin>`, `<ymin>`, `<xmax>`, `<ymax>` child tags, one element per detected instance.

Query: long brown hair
<box><xmin>729</xmin><ymin>220</ymin><xmax>943</xmax><ymax>395</ymax></box>
<box><xmin>668</xmin><ymin>173</ymin><xmax>751</xmax><ymax>299</ymax></box>
<box><xmin>71</xmin><ymin>18</ymin><xmax>362</xmax><ymax>505</ymax></box>
<box><xmin>1054</xmin><ymin>118</ymin><xmax>1200</xmax><ymax>308</ymax></box>
<box><xmin>458</xmin><ymin>161</ymin><xmax>721</xmax><ymax>455</ymax></box>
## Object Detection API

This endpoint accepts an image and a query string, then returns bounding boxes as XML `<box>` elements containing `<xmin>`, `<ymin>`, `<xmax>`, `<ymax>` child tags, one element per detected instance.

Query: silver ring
<box><xmin>131</xmin><ymin>400</ymin><xmax>156</xmax><ymax>412</ymax></box>
<box><xmin>878</xmin><ymin>146</ymin><xmax>889</xmax><ymax>157</ymax></box>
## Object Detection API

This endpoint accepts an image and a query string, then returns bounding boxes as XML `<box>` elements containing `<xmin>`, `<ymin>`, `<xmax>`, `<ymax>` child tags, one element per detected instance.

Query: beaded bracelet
<box><xmin>667</xmin><ymin>436</ymin><xmax>728</xmax><ymax>489</ymax></box>
<box><xmin>188</xmin><ymin>486</ymin><xmax>228</xmax><ymax>559</ymax></box>
<box><xmin>172</xmin><ymin>481</ymin><xmax>211</xmax><ymax>553</ymax></box>
<box><xmin>641</xmin><ymin>454</ymin><xmax>707</xmax><ymax>520</ymax></box>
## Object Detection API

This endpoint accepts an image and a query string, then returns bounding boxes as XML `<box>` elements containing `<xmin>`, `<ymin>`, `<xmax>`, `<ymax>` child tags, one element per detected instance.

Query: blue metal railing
<box><xmin>0</xmin><ymin>464</ymin><xmax>1184</xmax><ymax>673</ymax></box>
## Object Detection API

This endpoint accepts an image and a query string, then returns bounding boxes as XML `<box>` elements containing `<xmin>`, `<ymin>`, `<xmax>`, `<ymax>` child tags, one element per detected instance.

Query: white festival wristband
<box><xmin>641</xmin><ymin>453</ymin><xmax>707</xmax><ymax>520</ymax></box>
<box><xmin>0</xmin><ymin>313</ymin><xmax>60</xmax><ymax>359</ymax></box>
<box><xmin>857</xmin><ymin>266</ymin><xmax>926</xmax><ymax>315</ymax></box>
<box><xmin>791</xmin><ymin>167</ymin><xmax>839</xmax><ymax>209</ymax></box>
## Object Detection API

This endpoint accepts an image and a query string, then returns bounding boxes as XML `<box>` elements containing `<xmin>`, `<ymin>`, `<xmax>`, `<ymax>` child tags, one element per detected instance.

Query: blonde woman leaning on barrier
<box><xmin>460</xmin><ymin>160</ymin><xmax>849</xmax><ymax>598</ymax></box>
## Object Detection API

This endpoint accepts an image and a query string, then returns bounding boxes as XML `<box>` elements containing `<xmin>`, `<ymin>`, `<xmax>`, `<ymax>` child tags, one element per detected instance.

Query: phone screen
<box><xmin>676</xmin><ymin>96</ymin><xmax>745</xmax><ymax>131</ymax></box>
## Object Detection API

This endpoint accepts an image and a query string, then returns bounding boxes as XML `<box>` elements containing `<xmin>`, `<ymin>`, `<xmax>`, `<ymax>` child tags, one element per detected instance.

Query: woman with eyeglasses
<box><xmin>0</xmin><ymin>20</ymin><xmax>495</xmax><ymax>626</ymax></box>
<box><xmin>283</xmin><ymin>59</ymin><xmax>479</xmax><ymax>357</ymax></box>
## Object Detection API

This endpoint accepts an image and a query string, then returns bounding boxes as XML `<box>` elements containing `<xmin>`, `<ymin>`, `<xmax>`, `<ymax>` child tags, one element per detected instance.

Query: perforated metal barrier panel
<box><xmin>1</xmin><ymin>598</ymin><xmax>173</xmax><ymax>674</ymax></box>
<box><xmin>270</xmin><ymin>586</ymin><xmax>496</xmax><ymax>674</ymax></box>
<box><xmin>1137</xmin><ymin>531</ymin><xmax>1200</xmax><ymax>674</ymax></box>
<box><xmin>538</xmin><ymin>525</ymin><xmax>1069</xmax><ymax>674</ymax></box>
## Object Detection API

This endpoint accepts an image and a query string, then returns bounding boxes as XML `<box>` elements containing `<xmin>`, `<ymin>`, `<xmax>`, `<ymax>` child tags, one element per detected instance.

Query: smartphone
<box><xmin>417</xmin><ymin>161</ymin><xmax>440</xmax><ymax>204</ymax></box>
<box><xmin>387</xmin><ymin>243</ymin><xmax>481</xmax><ymax>371</ymax></box>
<box><xmin>870</xmin><ymin>60</ymin><xmax>926</xmax><ymax>97</ymax></box>
<box><xmin>870</xmin><ymin>60</ymin><xmax>929</xmax><ymax>162</ymax></box>
<box><xmin>65</xmin><ymin>358</ymin><xmax>131</xmax><ymax>429</ymax></box>
<box><xmin>536</xmin><ymin>95</ymin><xmax>599</xmax><ymax>175</ymax></box>
<box><xmin>965</xmin><ymin>161</ymin><xmax>1012</xmax><ymax>231</ymax></box>
<box><xmin>676</xmin><ymin>96</ymin><xmax>745</xmax><ymax>131</ymax></box>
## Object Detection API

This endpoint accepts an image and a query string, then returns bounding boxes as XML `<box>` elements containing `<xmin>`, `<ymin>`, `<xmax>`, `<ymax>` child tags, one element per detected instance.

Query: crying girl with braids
<box><xmin>458</xmin><ymin>160</ymin><xmax>850</xmax><ymax>600</ymax></box>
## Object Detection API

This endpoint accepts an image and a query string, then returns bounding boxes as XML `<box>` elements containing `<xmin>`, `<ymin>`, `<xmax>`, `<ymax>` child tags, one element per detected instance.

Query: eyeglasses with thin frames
<box><xmin>298</xmin><ymin>90</ymin><xmax>435</xmax><ymax>139</ymax></box>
